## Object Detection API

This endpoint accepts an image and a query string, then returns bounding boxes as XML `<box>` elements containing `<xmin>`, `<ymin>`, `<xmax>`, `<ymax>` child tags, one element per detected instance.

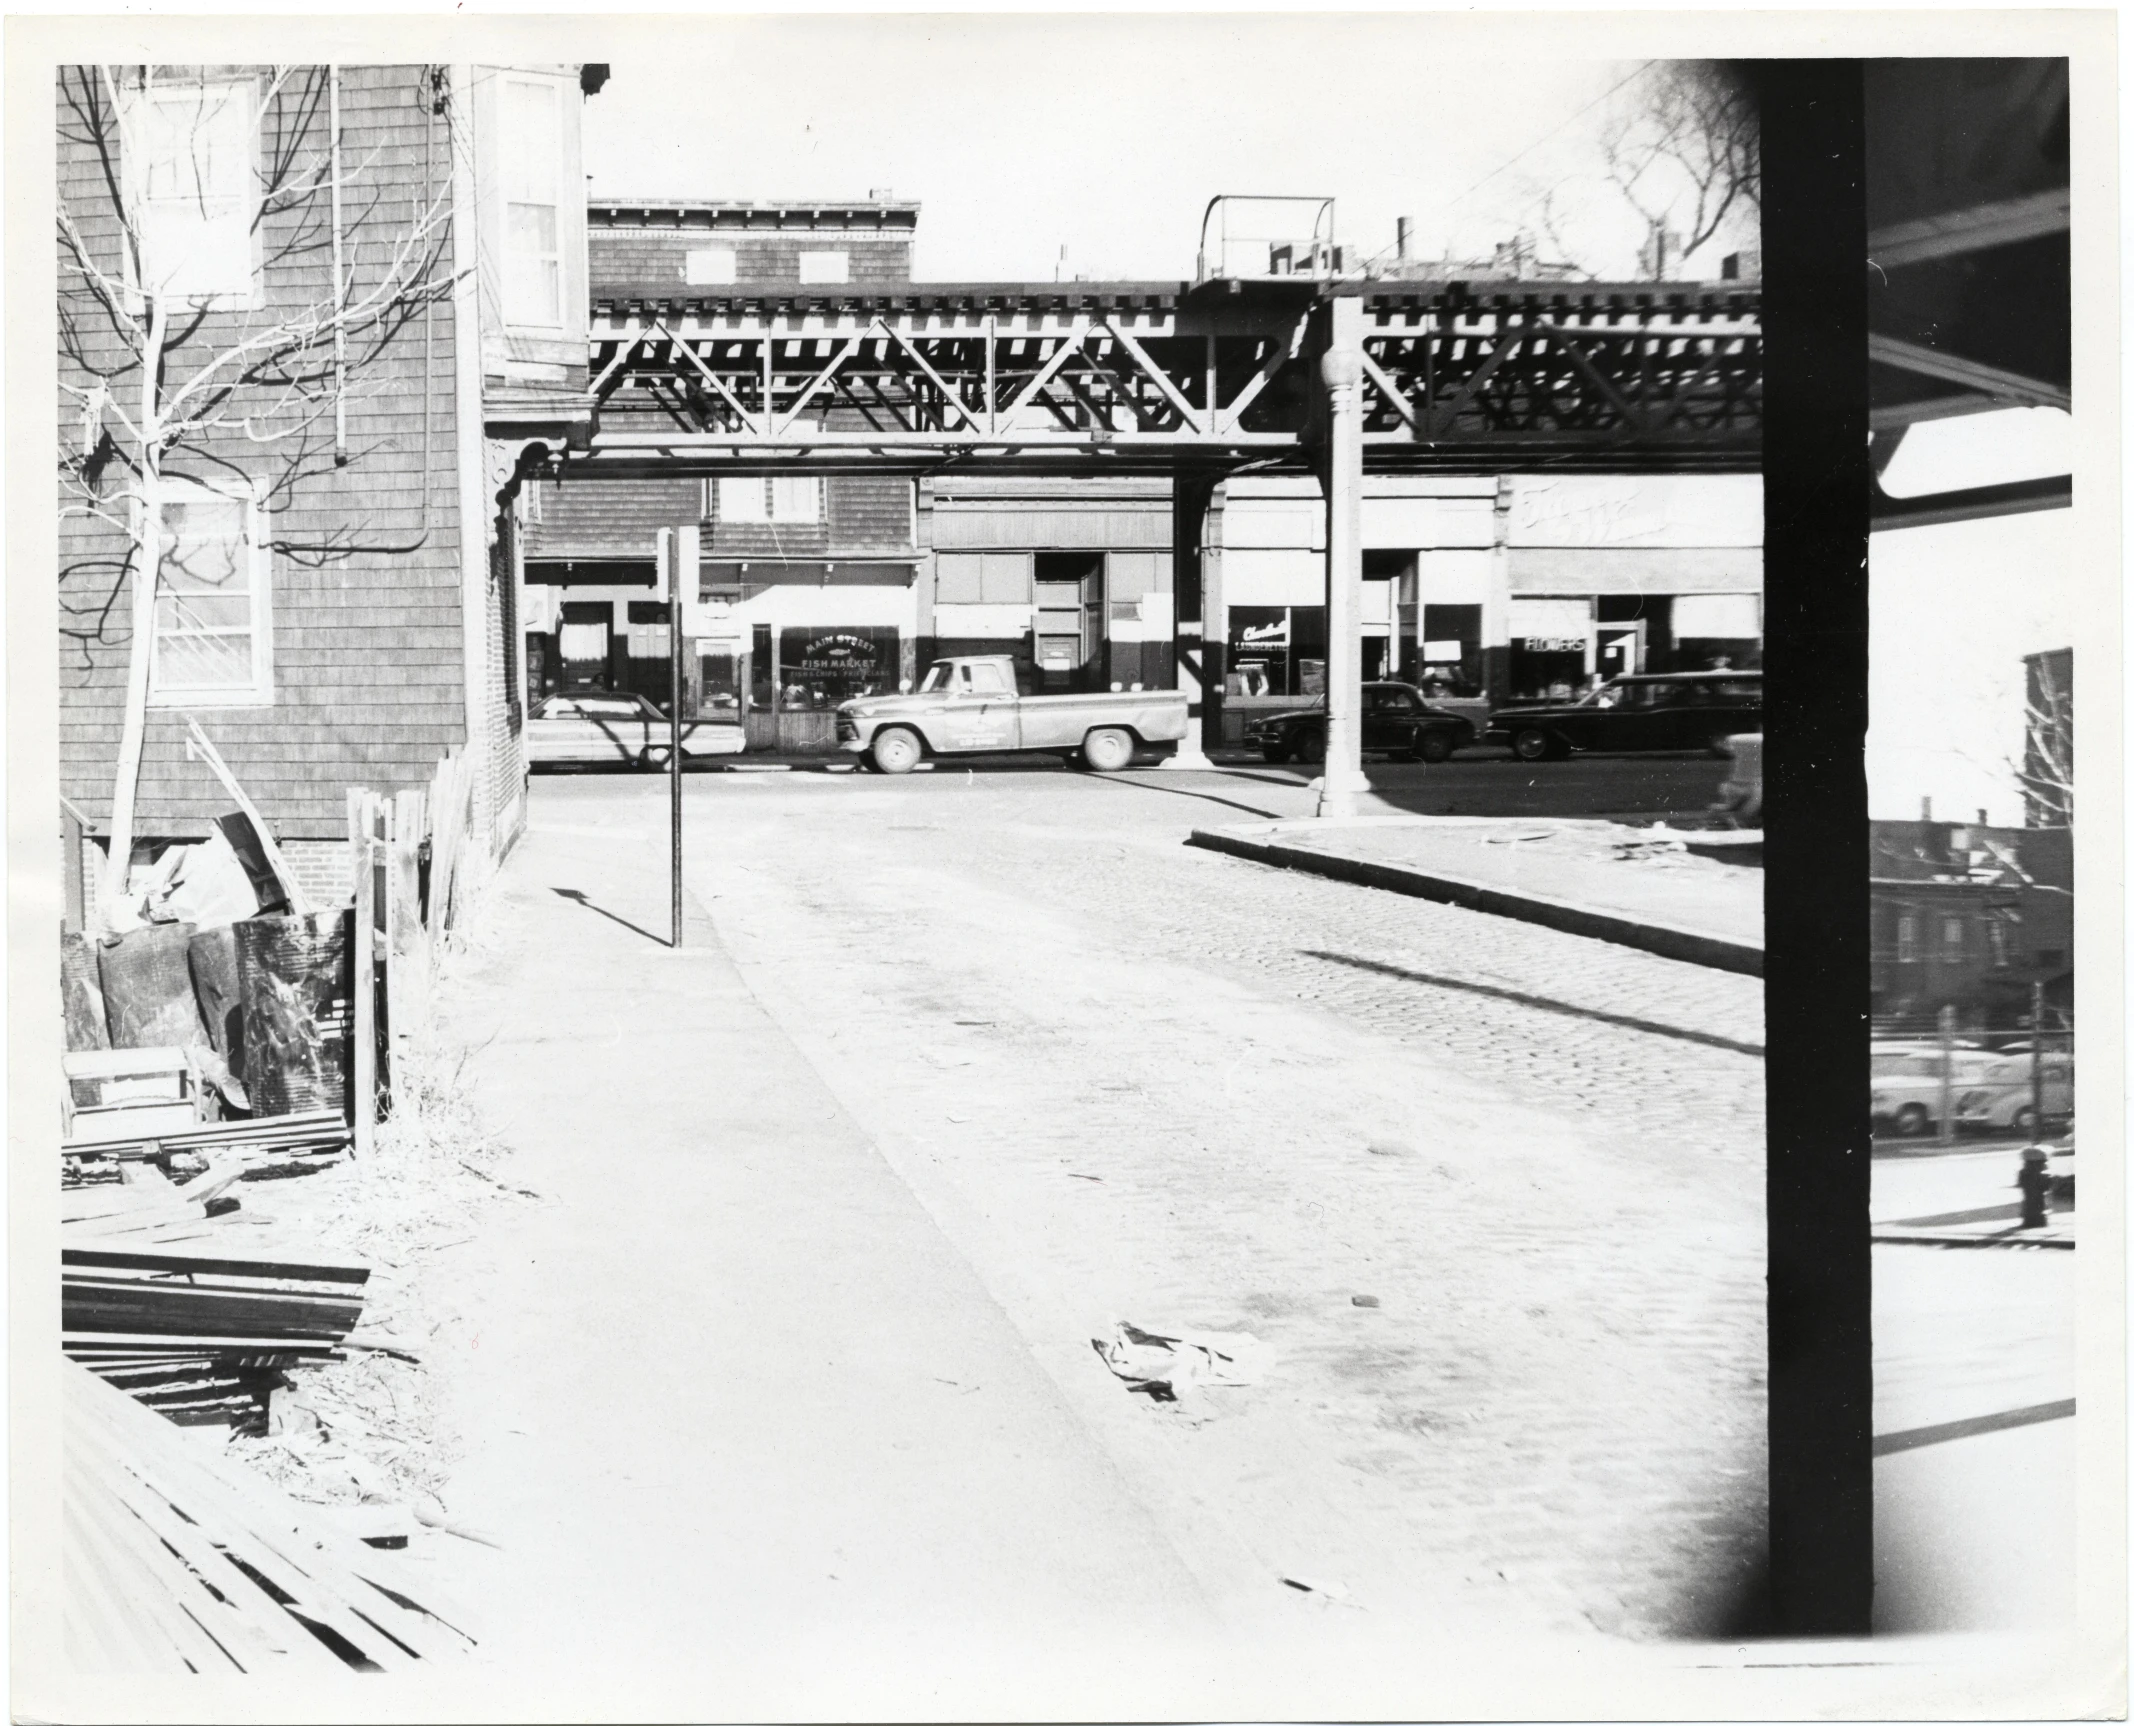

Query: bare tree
<box><xmin>2016</xmin><ymin>651</ymin><xmax>2074</xmax><ymax>827</ymax></box>
<box><xmin>1595</xmin><ymin>62</ymin><xmax>1760</xmax><ymax>278</ymax></box>
<box><xmin>57</xmin><ymin>65</ymin><xmax>457</xmax><ymax>927</ymax></box>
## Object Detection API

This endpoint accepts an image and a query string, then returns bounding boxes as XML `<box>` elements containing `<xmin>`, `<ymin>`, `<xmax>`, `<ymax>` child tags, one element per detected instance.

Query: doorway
<box><xmin>1034</xmin><ymin>553</ymin><xmax>1104</xmax><ymax>690</ymax></box>
<box><xmin>1596</xmin><ymin>620</ymin><xmax>1646</xmax><ymax>682</ymax></box>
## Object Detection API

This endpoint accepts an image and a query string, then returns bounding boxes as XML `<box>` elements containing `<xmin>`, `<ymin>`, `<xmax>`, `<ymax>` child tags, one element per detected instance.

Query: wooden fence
<box><xmin>346</xmin><ymin>748</ymin><xmax>477</xmax><ymax>1154</ymax></box>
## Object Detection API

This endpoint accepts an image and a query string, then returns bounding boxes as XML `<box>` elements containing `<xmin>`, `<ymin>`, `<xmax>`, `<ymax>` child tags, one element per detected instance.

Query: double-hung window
<box><xmin>124</xmin><ymin>74</ymin><xmax>258</xmax><ymax>304</ymax></box>
<box><xmin>148</xmin><ymin>479</ymin><xmax>273</xmax><ymax>707</ymax></box>
<box><xmin>502</xmin><ymin>78</ymin><xmax>562</xmax><ymax>326</ymax></box>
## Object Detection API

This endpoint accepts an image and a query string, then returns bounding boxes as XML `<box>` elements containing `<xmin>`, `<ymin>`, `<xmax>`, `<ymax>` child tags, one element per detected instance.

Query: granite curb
<box><xmin>1185</xmin><ymin>823</ymin><xmax>1764</xmax><ymax>977</ymax></box>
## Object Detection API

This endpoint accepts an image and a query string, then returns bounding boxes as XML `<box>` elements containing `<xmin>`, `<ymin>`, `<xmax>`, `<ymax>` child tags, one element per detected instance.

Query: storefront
<box><xmin>703</xmin><ymin>561</ymin><xmax>917</xmax><ymax>750</ymax></box>
<box><xmin>1224</xmin><ymin>605</ymin><xmax>1327</xmax><ymax>698</ymax></box>
<box><xmin>1507</xmin><ymin>597</ymin><xmax>1594</xmax><ymax>700</ymax></box>
<box><xmin>774</xmin><ymin>627</ymin><xmax>902</xmax><ymax>708</ymax></box>
<box><xmin>924</xmin><ymin>479</ymin><xmax>1176</xmax><ymax>695</ymax></box>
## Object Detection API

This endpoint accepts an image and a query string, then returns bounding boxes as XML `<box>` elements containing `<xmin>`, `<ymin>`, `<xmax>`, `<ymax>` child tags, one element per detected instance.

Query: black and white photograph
<box><xmin>7</xmin><ymin>11</ymin><xmax>2121</xmax><ymax>1721</ymax></box>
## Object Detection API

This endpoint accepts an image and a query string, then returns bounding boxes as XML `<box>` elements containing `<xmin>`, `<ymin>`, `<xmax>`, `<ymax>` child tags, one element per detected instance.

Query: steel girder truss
<box><xmin>571</xmin><ymin>284</ymin><xmax>1761</xmax><ymax>477</ymax></box>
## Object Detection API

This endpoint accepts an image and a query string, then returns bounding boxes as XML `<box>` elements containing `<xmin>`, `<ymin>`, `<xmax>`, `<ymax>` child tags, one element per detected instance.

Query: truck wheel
<box><xmin>1894</xmin><ymin>1103</ymin><xmax>1932</xmax><ymax>1138</ymax></box>
<box><xmin>638</xmin><ymin>744</ymin><xmax>673</xmax><ymax>771</ymax></box>
<box><xmin>1415</xmin><ymin>730</ymin><xmax>1455</xmax><ymax>764</ymax></box>
<box><xmin>1260</xmin><ymin>743</ymin><xmax>1292</xmax><ymax>765</ymax></box>
<box><xmin>1511</xmin><ymin>727</ymin><xmax>1555</xmax><ymax>763</ymax></box>
<box><xmin>1293</xmin><ymin>729</ymin><xmax>1326</xmax><ymax>766</ymax></box>
<box><xmin>2010</xmin><ymin>1105</ymin><xmax>2038</xmax><ymax>1138</ymax></box>
<box><xmin>1082</xmin><ymin>727</ymin><xmax>1136</xmax><ymax>772</ymax></box>
<box><xmin>871</xmin><ymin>728</ymin><xmax>924</xmax><ymax>775</ymax></box>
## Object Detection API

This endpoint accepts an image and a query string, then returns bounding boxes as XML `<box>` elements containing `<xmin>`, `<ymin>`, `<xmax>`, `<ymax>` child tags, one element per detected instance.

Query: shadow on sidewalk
<box><xmin>1082</xmin><ymin>773</ymin><xmax>1291</xmax><ymax>821</ymax></box>
<box><xmin>1305</xmin><ymin>950</ymin><xmax>1766</xmax><ymax>1057</ymax></box>
<box><xmin>552</xmin><ymin>886</ymin><xmax>669</xmax><ymax>948</ymax></box>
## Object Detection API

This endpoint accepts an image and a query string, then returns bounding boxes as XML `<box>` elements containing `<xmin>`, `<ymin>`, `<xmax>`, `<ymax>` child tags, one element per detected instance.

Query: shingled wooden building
<box><xmin>57</xmin><ymin>62</ymin><xmax>602</xmax><ymax>918</ymax></box>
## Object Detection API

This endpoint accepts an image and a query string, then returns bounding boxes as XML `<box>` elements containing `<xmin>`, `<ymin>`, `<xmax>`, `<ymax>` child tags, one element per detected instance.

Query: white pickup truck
<box><xmin>836</xmin><ymin>656</ymin><xmax>1189</xmax><ymax>774</ymax></box>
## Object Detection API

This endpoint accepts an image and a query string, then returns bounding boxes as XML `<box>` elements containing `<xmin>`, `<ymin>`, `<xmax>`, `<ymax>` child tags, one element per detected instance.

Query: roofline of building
<box><xmin>589</xmin><ymin>278</ymin><xmax>1761</xmax><ymax>316</ymax></box>
<box><xmin>590</xmin><ymin>199</ymin><xmax>922</xmax><ymax>228</ymax></box>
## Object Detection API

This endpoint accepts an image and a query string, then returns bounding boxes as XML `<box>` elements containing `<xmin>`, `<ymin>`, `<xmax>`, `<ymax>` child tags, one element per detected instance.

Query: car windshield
<box><xmin>919</xmin><ymin>663</ymin><xmax>954</xmax><ymax>693</ymax></box>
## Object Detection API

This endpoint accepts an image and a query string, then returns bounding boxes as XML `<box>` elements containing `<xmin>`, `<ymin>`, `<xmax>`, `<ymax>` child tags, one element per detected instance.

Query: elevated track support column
<box><xmin>1316</xmin><ymin>294</ymin><xmax>1368</xmax><ymax>819</ymax></box>
<box><xmin>1163</xmin><ymin>471</ymin><xmax>1218</xmax><ymax>769</ymax></box>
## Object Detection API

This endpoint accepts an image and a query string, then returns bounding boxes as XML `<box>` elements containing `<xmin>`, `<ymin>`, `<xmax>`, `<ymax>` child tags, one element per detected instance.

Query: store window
<box><xmin>1227</xmin><ymin>605</ymin><xmax>1327</xmax><ymax>698</ymax></box>
<box><xmin>502</xmin><ymin>78</ymin><xmax>562</xmax><ymax>326</ymax></box>
<box><xmin>1509</xmin><ymin>638</ymin><xmax>1589</xmax><ymax>700</ymax></box>
<box><xmin>1419</xmin><ymin>603</ymin><xmax>1483</xmax><ymax>696</ymax></box>
<box><xmin>124</xmin><ymin>75</ymin><xmax>258</xmax><ymax>303</ymax></box>
<box><xmin>777</xmin><ymin>627</ymin><xmax>900</xmax><ymax>709</ymax></box>
<box><xmin>148</xmin><ymin>479</ymin><xmax>272</xmax><ymax>707</ymax></box>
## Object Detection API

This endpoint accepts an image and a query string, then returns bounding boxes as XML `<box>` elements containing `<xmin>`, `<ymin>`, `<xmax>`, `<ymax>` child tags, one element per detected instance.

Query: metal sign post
<box><xmin>660</xmin><ymin>526</ymin><xmax>698</xmax><ymax>948</ymax></box>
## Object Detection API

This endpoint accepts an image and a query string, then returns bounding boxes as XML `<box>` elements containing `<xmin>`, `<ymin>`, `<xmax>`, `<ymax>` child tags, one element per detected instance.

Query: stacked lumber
<box><xmin>64</xmin><ymin>1357</ymin><xmax>474</xmax><ymax>1671</ymax></box>
<box><xmin>63</xmin><ymin>1107</ymin><xmax>350</xmax><ymax>1175</ymax></box>
<box><xmin>64</xmin><ymin>1244</ymin><xmax>369</xmax><ymax>1433</ymax></box>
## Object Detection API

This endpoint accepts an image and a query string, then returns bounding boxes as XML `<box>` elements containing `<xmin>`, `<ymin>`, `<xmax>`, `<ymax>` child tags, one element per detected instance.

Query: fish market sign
<box><xmin>795</xmin><ymin>633</ymin><xmax>883</xmax><ymax>676</ymax></box>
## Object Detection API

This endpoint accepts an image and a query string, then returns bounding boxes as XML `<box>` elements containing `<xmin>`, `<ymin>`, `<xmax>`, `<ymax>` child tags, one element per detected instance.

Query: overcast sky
<box><xmin>582</xmin><ymin>22</ymin><xmax>1751</xmax><ymax>281</ymax></box>
<box><xmin>1868</xmin><ymin>508</ymin><xmax>2075</xmax><ymax>827</ymax></box>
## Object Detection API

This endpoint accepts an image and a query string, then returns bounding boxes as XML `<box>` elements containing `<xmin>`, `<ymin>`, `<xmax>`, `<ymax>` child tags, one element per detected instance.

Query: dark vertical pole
<box><xmin>1758</xmin><ymin>59</ymin><xmax>1873</xmax><ymax>1637</ymax></box>
<box><xmin>668</xmin><ymin>526</ymin><xmax>692</xmax><ymax>950</ymax></box>
<box><xmin>2031</xmin><ymin>979</ymin><xmax>2047</xmax><ymax>1133</ymax></box>
<box><xmin>1937</xmin><ymin>1003</ymin><xmax>1956</xmax><ymax>1147</ymax></box>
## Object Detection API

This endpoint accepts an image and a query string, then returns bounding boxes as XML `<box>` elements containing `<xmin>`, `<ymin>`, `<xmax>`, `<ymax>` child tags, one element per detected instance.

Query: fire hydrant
<box><xmin>2017</xmin><ymin>1146</ymin><xmax>2051</xmax><ymax>1229</ymax></box>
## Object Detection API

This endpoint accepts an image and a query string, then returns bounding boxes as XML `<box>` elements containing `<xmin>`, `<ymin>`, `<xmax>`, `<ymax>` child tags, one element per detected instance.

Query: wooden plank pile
<box><xmin>63</xmin><ymin>1107</ymin><xmax>351</xmax><ymax>1183</ymax></box>
<box><xmin>64</xmin><ymin>1357</ymin><xmax>474</xmax><ymax>1671</ymax></box>
<box><xmin>63</xmin><ymin>1243</ymin><xmax>370</xmax><ymax>1433</ymax></box>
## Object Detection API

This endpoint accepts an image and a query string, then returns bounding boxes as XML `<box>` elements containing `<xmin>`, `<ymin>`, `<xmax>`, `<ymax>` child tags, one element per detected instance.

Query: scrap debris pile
<box><xmin>60</xmin><ymin>749</ymin><xmax>501</xmax><ymax>1673</ymax></box>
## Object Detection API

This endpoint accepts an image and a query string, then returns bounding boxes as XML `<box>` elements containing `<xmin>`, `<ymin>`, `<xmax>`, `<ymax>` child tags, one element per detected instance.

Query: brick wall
<box><xmin>57</xmin><ymin>66</ymin><xmax>468</xmax><ymax>845</ymax></box>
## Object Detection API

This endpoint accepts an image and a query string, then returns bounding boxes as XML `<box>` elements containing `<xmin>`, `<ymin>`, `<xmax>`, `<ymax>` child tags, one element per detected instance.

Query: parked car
<box><xmin>1245</xmin><ymin>681</ymin><xmax>1477</xmax><ymax>765</ymax></box>
<box><xmin>836</xmin><ymin>656</ymin><xmax>1187</xmax><ymax>773</ymax></box>
<box><xmin>1483</xmin><ymin>671</ymin><xmax>1763</xmax><ymax>761</ymax></box>
<box><xmin>1954</xmin><ymin>1051</ymin><xmax>2073</xmax><ymax>1134</ymax></box>
<box><xmin>526</xmin><ymin>688</ymin><xmax>745</xmax><ymax>769</ymax></box>
<box><xmin>1871</xmin><ymin>1046</ymin><xmax>2009</xmax><ymax>1137</ymax></box>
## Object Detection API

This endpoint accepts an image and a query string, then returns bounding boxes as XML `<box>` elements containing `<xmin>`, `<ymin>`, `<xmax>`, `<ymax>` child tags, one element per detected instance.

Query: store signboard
<box><xmin>1238</xmin><ymin>619</ymin><xmax>1290</xmax><ymax>649</ymax></box>
<box><xmin>1421</xmin><ymin>638</ymin><xmax>1466</xmax><ymax>662</ymax></box>
<box><xmin>1517</xmin><ymin>636</ymin><xmax>1586</xmax><ymax>654</ymax></box>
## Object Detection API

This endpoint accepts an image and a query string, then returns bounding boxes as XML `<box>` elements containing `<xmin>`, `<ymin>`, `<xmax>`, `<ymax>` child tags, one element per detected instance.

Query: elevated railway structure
<box><xmin>516</xmin><ymin>275</ymin><xmax>1762</xmax><ymax>803</ymax></box>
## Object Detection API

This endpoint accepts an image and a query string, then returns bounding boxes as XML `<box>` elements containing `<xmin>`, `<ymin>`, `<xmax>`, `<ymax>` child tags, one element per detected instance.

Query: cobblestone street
<box><xmin>533</xmin><ymin>763</ymin><xmax>1766</xmax><ymax>1640</ymax></box>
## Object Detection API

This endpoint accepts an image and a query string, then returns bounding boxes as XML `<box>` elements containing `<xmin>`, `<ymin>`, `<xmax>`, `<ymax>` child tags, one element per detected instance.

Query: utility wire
<box><xmin>1349</xmin><ymin>58</ymin><xmax>1657</xmax><ymax>277</ymax></box>
<box><xmin>1434</xmin><ymin>59</ymin><xmax>1655</xmax><ymax>215</ymax></box>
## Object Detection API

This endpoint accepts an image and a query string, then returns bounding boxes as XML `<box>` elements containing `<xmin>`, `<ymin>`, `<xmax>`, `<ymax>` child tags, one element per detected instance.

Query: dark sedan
<box><xmin>1245</xmin><ymin>682</ymin><xmax>1477</xmax><ymax>765</ymax></box>
<box><xmin>1482</xmin><ymin>671</ymin><xmax>1762</xmax><ymax>761</ymax></box>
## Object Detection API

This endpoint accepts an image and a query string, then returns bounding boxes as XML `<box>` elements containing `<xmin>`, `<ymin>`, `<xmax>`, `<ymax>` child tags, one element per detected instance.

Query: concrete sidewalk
<box><xmin>1188</xmin><ymin>816</ymin><xmax>1762</xmax><ymax>976</ymax></box>
<box><xmin>417</xmin><ymin>818</ymin><xmax>1218</xmax><ymax>1712</ymax></box>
